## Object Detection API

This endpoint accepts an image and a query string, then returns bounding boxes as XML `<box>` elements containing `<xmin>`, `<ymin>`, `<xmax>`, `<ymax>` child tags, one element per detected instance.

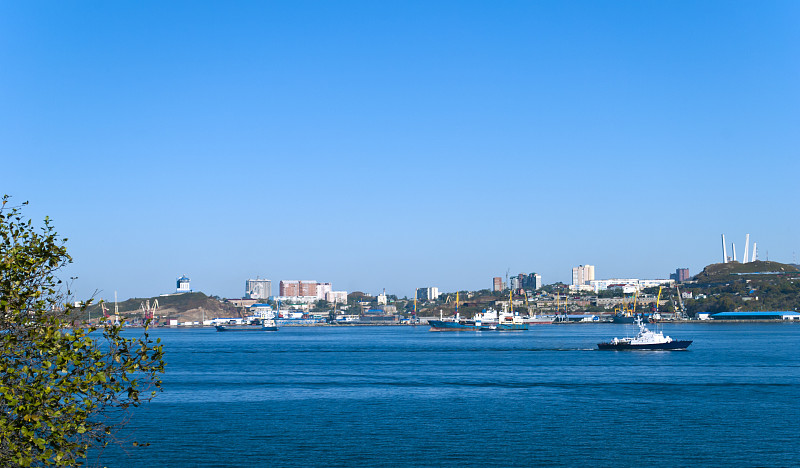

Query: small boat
<box><xmin>597</xmin><ymin>316</ymin><xmax>691</xmax><ymax>350</ymax></box>
<box><xmin>215</xmin><ymin>319</ymin><xmax>278</xmax><ymax>332</ymax></box>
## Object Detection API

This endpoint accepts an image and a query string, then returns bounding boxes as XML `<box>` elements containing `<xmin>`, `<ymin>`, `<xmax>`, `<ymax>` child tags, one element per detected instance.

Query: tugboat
<box><xmin>597</xmin><ymin>316</ymin><xmax>691</xmax><ymax>350</ymax></box>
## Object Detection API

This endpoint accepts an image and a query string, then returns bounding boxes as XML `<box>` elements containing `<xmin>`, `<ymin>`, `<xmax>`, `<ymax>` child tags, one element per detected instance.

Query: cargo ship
<box><xmin>496</xmin><ymin>313</ymin><xmax>528</xmax><ymax>331</ymax></box>
<box><xmin>597</xmin><ymin>317</ymin><xmax>691</xmax><ymax>350</ymax></box>
<box><xmin>428</xmin><ymin>308</ymin><xmax>498</xmax><ymax>331</ymax></box>
<box><xmin>428</xmin><ymin>318</ymin><xmax>495</xmax><ymax>331</ymax></box>
<box><xmin>215</xmin><ymin>319</ymin><xmax>278</xmax><ymax>332</ymax></box>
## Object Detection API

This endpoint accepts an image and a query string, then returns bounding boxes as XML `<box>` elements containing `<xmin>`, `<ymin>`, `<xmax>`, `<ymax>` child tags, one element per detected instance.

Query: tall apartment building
<box><xmin>571</xmin><ymin>265</ymin><xmax>595</xmax><ymax>286</ymax></box>
<box><xmin>245</xmin><ymin>278</ymin><xmax>271</xmax><ymax>300</ymax></box>
<box><xmin>299</xmin><ymin>280</ymin><xmax>317</xmax><ymax>297</ymax></box>
<box><xmin>492</xmin><ymin>277</ymin><xmax>503</xmax><ymax>292</ymax></box>
<box><xmin>517</xmin><ymin>273</ymin><xmax>542</xmax><ymax>291</ymax></box>
<box><xmin>531</xmin><ymin>273</ymin><xmax>542</xmax><ymax>290</ymax></box>
<box><xmin>316</xmin><ymin>282</ymin><xmax>332</xmax><ymax>300</ymax></box>
<box><xmin>279</xmin><ymin>280</ymin><xmax>300</xmax><ymax>297</ymax></box>
<box><xmin>670</xmin><ymin>268</ymin><xmax>690</xmax><ymax>282</ymax></box>
<box><xmin>279</xmin><ymin>280</ymin><xmax>344</xmax><ymax>303</ymax></box>
<box><xmin>416</xmin><ymin>287</ymin><xmax>440</xmax><ymax>301</ymax></box>
<box><xmin>280</xmin><ymin>280</ymin><xmax>320</xmax><ymax>297</ymax></box>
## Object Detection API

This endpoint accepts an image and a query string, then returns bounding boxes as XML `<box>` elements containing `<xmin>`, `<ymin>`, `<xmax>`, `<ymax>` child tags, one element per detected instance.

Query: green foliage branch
<box><xmin>0</xmin><ymin>196</ymin><xmax>165</xmax><ymax>467</ymax></box>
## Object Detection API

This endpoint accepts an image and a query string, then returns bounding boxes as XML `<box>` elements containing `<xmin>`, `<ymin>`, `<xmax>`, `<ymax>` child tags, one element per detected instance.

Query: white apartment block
<box><xmin>571</xmin><ymin>265</ymin><xmax>595</xmax><ymax>286</ymax></box>
<box><xmin>416</xmin><ymin>287</ymin><xmax>440</xmax><ymax>301</ymax></box>
<box><xmin>326</xmin><ymin>291</ymin><xmax>348</xmax><ymax>304</ymax></box>
<box><xmin>316</xmin><ymin>282</ymin><xmax>332</xmax><ymax>300</ymax></box>
<box><xmin>245</xmin><ymin>278</ymin><xmax>272</xmax><ymax>300</ymax></box>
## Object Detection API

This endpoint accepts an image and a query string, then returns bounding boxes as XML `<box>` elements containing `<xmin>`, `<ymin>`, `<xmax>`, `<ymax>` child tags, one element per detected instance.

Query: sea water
<box><xmin>96</xmin><ymin>323</ymin><xmax>800</xmax><ymax>467</ymax></box>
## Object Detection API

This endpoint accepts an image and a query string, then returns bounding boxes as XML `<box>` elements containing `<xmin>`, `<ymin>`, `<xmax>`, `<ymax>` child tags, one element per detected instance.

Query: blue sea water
<box><xmin>96</xmin><ymin>323</ymin><xmax>800</xmax><ymax>467</ymax></box>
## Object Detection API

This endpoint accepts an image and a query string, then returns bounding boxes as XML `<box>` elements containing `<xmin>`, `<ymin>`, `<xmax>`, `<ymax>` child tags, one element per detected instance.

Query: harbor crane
<box><xmin>140</xmin><ymin>299</ymin><xmax>159</xmax><ymax>321</ymax></box>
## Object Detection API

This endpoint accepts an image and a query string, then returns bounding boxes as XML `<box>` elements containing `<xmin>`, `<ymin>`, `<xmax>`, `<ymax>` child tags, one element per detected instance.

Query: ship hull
<box><xmin>612</xmin><ymin>314</ymin><xmax>649</xmax><ymax>324</ymax></box>
<box><xmin>428</xmin><ymin>320</ymin><xmax>493</xmax><ymax>331</ymax></box>
<box><xmin>496</xmin><ymin>323</ymin><xmax>529</xmax><ymax>331</ymax></box>
<box><xmin>597</xmin><ymin>340</ymin><xmax>692</xmax><ymax>350</ymax></box>
<box><xmin>215</xmin><ymin>325</ymin><xmax>278</xmax><ymax>332</ymax></box>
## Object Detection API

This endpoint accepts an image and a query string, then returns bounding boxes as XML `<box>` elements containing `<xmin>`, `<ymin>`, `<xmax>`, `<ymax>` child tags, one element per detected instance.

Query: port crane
<box><xmin>675</xmin><ymin>284</ymin><xmax>687</xmax><ymax>319</ymax></box>
<box><xmin>140</xmin><ymin>299</ymin><xmax>159</xmax><ymax>321</ymax></box>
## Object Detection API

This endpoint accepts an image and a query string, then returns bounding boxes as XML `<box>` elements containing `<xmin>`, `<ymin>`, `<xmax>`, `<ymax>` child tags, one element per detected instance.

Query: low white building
<box><xmin>326</xmin><ymin>291</ymin><xmax>348</xmax><ymax>304</ymax></box>
<box><xmin>589</xmin><ymin>278</ymin><xmax>674</xmax><ymax>293</ymax></box>
<box><xmin>271</xmin><ymin>295</ymin><xmax>319</xmax><ymax>305</ymax></box>
<box><xmin>249</xmin><ymin>303</ymin><xmax>275</xmax><ymax>319</ymax></box>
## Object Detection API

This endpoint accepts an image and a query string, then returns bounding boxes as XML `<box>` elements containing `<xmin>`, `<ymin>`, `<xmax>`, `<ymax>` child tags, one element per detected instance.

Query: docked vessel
<box><xmin>428</xmin><ymin>308</ymin><xmax>498</xmax><ymax>331</ymax></box>
<box><xmin>495</xmin><ymin>290</ymin><xmax>528</xmax><ymax>330</ymax></box>
<box><xmin>429</xmin><ymin>292</ymin><xmax>497</xmax><ymax>331</ymax></box>
<box><xmin>611</xmin><ymin>289</ymin><xmax>648</xmax><ymax>323</ymax></box>
<box><xmin>612</xmin><ymin>313</ymin><xmax>648</xmax><ymax>324</ymax></box>
<box><xmin>597</xmin><ymin>317</ymin><xmax>691</xmax><ymax>350</ymax></box>
<box><xmin>496</xmin><ymin>313</ymin><xmax>528</xmax><ymax>331</ymax></box>
<box><xmin>522</xmin><ymin>315</ymin><xmax>555</xmax><ymax>324</ymax></box>
<box><xmin>428</xmin><ymin>317</ymin><xmax>495</xmax><ymax>331</ymax></box>
<box><xmin>215</xmin><ymin>319</ymin><xmax>278</xmax><ymax>332</ymax></box>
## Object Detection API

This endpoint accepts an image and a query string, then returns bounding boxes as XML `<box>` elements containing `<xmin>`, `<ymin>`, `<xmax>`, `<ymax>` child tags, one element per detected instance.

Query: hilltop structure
<box><xmin>721</xmin><ymin>233</ymin><xmax>758</xmax><ymax>264</ymax></box>
<box><xmin>176</xmin><ymin>275</ymin><xmax>191</xmax><ymax>293</ymax></box>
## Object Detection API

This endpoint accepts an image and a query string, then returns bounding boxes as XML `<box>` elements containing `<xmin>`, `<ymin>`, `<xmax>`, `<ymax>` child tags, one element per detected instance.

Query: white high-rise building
<box><xmin>416</xmin><ymin>287</ymin><xmax>440</xmax><ymax>301</ymax></box>
<box><xmin>571</xmin><ymin>265</ymin><xmax>595</xmax><ymax>286</ymax></box>
<box><xmin>245</xmin><ymin>279</ymin><xmax>272</xmax><ymax>300</ymax></box>
<box><xmin>316</xmin><ymin>282</ymin><xmax>332</xmax><ymax>300</ymax></box>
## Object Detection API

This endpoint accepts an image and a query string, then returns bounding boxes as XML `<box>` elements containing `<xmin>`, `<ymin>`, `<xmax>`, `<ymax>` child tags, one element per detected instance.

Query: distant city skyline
<box><xmin>2</xmin><ymin>1</ymin><xmax>798</xmax><ymax>301</ymax></box>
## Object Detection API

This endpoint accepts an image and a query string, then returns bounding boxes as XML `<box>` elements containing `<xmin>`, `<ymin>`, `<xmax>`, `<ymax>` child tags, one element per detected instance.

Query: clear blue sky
<box><xmin>2</xmin><ymin>1</ymin><xmax>799</xmax><ymax>301</ymax></box>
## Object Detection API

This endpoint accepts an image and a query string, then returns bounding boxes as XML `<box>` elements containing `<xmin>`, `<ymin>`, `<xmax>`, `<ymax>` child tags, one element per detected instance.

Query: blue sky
<box><xmin>2</xmin><ymin>1</ymin><xmax>799</xmax><ymax>301</ymax></box>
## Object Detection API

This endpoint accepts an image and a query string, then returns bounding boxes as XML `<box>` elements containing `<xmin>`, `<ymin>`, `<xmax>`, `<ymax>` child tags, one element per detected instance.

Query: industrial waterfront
<box><xmin>96</xmin><ymin>323</ymin><xmax>800</xmax><ymax>467</ymax></box>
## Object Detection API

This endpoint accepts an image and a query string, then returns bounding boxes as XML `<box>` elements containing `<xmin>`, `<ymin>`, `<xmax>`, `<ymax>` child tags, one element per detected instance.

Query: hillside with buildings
<box><xmin>682</xmin><ymin>261</ymin><xmax>800</xmax><ymax>314</ymax></box>
<box><xmin>82</xmin><ymin>292</ymin><xmax>241</xmax><ymax>325</ymax></box>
